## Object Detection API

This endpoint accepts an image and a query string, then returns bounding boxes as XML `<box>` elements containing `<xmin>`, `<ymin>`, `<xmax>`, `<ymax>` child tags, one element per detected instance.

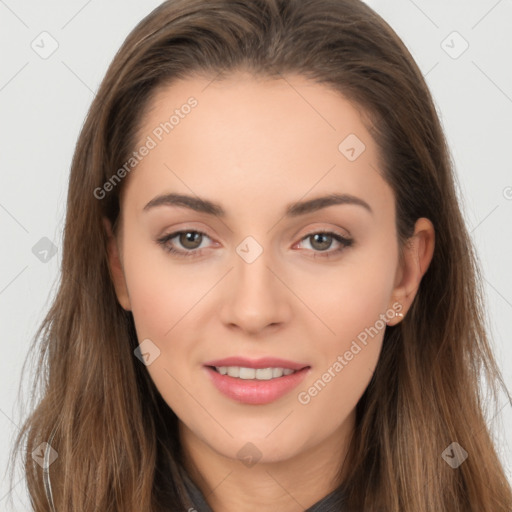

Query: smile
<box><xmin>204</xmin><ymin>365</ymin><xmax>311</xmax><ymax>405</ymax></box>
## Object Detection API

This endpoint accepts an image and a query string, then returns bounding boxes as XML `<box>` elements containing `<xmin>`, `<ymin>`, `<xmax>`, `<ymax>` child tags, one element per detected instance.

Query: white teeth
<box><xmin>240</xmin><ymin>367</ymin><xmax>256</xmax><ymax>379</ymax></box>
<box><xmin>255</xmin><ymin>368</ymin><xmax>273</xmax><ymax>380</ymax></box>
<box><xmin>226</xmin><ymin>366</ymin><xmax>239</xmax><ymax>377</ymax></box>
<box><xmin>214</xmin><ymin>366</ymin><xmax>298</xmax><ymax>380</ymax></box>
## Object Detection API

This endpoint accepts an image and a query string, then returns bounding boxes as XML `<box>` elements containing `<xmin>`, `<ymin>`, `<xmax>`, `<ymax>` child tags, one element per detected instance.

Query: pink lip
<box><xmin>203</xmin><ymin>365</ymin><xmax>311</xmax><ymax>405</ymax></box>
<box><xmin>203</xmin><ymin>356</ymin><xmax>309</xmax><ymax>371</ymax></box>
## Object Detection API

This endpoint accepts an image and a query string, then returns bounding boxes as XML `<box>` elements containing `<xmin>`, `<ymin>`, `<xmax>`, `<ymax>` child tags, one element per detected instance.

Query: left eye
<box><xmin>295</xmin><ymin>231</ymin><xmax>353</xmax><ymax>255</ymax></box>
<box><xmin>157</xmin><ymin>230</ymin><xmax>353</xmax><ymax>258</ymax></box>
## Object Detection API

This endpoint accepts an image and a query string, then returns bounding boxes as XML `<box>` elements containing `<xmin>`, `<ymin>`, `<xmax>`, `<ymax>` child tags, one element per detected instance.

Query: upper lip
<box><xmin>203</xmin><ymin>357</ymin><xmax>310</xmax><ymax>371</ymax></box>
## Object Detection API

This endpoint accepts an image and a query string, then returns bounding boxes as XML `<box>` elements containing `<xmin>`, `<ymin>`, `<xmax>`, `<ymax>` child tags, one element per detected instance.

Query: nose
<box><xmin>218</xmin><ymin>243</ymin><xmax>292</xmax><ymax>335</ymax></box>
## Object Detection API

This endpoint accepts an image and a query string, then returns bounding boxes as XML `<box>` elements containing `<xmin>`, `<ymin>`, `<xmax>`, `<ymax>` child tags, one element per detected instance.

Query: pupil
<box><xmin>312</xmin><ymin>233</ymin><xmax>331</xmax><ymax>251</ymax></box>
<box><xmin>181</xmin><ymin>232</ymin><xmax>201</xmax><ymax>249</ymax></box>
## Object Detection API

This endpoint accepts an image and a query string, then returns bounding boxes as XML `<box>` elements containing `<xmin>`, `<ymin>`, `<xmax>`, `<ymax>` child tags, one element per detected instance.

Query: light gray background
<box><xmin>1</xmin><ymin>0</ymin><xmax>511</xmax><ymax>509</ymax></box>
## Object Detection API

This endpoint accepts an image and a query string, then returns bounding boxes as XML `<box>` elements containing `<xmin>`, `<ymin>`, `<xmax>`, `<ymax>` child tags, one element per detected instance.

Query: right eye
<box><xmin>157</xmin><ymin>230</ymin><xmax>214</xmax><ymax>258</ymax></box>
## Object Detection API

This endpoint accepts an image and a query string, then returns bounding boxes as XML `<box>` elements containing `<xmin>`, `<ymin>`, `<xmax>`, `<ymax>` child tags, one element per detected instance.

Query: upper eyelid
<box><xmin>160</xmin><ymin>220</ymin><xmax>351</xmax><ymax>239</ymax></box>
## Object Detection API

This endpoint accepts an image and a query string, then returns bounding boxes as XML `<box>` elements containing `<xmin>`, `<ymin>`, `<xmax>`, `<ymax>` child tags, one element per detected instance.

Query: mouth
<box><xmin>203</xmin><ymin>363</ymin><xmax>311</xmax><ymax>405</ymax></box>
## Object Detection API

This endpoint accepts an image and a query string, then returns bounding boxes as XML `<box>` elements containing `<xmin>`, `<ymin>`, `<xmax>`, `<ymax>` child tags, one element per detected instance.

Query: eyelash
<box><xmin>156</xmin><ymin>229</ymin><xmax>353</xmax><ymax>259</ymax></box>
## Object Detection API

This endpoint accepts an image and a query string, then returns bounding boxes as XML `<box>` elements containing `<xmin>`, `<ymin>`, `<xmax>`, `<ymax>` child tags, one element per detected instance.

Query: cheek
<box><xmin>302</xmin><ymin>240</ymin><xmax>397</xmax><ymax>343</ymax></box>
<box><xmin>122</xmin><ymin>245</ymin><xmax>205</xmax><ymax>421</ymax></box>
<box><xmin>295</xmin><ymin>300</ymin><xmax>388</xmax><ymax>432</ymax></box>
<box><xmin>295</xmin><ymin>241</ymin><xmax>396</xmax><ymax>411</ymax></box>
<box><xmin>122</xmin><ymin>239</ymin><xmax>208</xmax><ymax>340</ymax></box>
<box><xmin>296</xmin><ymin>342</ymin><xmax>380</xmax><ymax>434</ymax></box>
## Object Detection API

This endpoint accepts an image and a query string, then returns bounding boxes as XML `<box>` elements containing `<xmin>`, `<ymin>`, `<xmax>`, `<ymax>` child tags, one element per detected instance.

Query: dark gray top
<box><xmin>180</xmin><ymin>465</ymin><xmax>347</xmax><ymax>511</ymax></box>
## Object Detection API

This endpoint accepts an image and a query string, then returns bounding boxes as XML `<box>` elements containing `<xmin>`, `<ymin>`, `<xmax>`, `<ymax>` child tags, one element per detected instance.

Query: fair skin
<box><xmin>105</xmin><ymin>72</ymin><xmax>434</xmax><ymax>512</ymax></box>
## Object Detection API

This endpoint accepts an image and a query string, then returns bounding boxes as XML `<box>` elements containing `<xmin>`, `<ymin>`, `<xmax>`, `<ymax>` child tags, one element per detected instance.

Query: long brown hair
<box><xmin>8</xmin><ymin>0</ymin><xmax>512</xmax><ymax>510</ymax></box>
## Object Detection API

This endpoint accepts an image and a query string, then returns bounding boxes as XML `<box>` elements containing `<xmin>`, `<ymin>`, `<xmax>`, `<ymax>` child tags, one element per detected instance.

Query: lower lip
<box><xmin>204</xmin><ymin>366</ymin><xmax>310</xmax><ymax>405</ymax></box>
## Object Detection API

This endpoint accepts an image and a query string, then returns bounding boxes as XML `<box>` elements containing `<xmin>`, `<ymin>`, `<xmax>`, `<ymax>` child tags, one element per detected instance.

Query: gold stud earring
<box><xmin>386</xmin><ymin>311</ymin><xmax>404</xmax><ymax>326</ymax></box>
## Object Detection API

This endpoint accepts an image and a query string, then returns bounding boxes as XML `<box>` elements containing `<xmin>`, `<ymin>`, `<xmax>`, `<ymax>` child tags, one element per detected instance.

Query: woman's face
<box><xmin>107</xmin><ymin>72</ymin><xmax>427</xmax><ymax>470</ymax></box>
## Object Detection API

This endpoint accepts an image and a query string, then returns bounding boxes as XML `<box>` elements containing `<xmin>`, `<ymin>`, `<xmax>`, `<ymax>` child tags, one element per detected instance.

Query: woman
<box><xmin>9</xmin><ymin>0</ymin><xmax>512</xmax><ymax>510</ymax></box>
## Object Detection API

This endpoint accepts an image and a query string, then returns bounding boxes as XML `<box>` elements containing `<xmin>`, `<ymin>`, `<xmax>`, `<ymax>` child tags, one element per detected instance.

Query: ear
<box><xmin>387</xmin><ymin>217</ymin><xmax>435</xmax><ymax>325</ymax></box>
<box><xmin>103</xmin><ymin>217</ymin><xmax>131</xmax><ymax>311</ymax></box>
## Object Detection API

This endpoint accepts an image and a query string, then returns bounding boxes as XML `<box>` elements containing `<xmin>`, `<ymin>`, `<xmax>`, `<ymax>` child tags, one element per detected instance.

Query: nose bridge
<box><xmin>234</xmin><ymin>234</ymin><xmax>280</xmax><ymax>303</ymax></box>
<box><xmin>220</xmin><ymin>233</ymin><xmax>290</xmax><ymax>332</ymax></box>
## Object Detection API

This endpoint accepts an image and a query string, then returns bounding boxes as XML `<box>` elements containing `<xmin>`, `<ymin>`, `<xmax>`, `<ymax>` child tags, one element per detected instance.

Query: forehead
<box><xmin>121</xmin><ymin>72</ymin><xmax>391</xmax><ymax>220</ymax></box>
<box><xmin>140</xmin><ymin>71</ymin><xmax>372</xmax><ymax>146</ymax></box>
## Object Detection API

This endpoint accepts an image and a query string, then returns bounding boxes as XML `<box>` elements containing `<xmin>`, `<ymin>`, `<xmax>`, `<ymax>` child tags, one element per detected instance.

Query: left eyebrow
<box><xmin>142</xmin><ymin>192</ymin><xmax>373</xmax><ymax>217</ymax></box>
<box><xmin>285</xmin><ymin>193</ymin><xmax>373</xmax><ymax>217</ymax></box>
